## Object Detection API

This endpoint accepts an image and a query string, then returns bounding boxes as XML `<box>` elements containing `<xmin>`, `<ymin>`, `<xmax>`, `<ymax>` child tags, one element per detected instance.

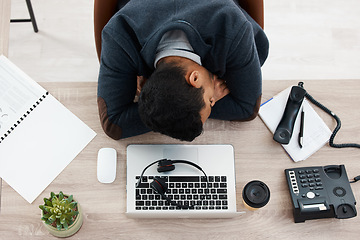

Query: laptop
<box><xmin>126</xmin><ymin>144</ymin><xmax>241</xmax><ymax>218</ymax></box>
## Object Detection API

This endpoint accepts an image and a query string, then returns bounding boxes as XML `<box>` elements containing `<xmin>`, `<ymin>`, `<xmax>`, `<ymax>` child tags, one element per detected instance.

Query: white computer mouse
<box><xmin>97</xmin><ymin>148</ymin><xmax>117</xmax><ymax>183</ymax></box>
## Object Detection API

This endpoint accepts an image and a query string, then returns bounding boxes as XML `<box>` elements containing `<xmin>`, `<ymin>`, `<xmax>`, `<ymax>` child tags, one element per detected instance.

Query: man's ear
<box><xmin>188</xmin><ymin>71</ymin><xmax>201</xmax><ymax>88</ymax></box>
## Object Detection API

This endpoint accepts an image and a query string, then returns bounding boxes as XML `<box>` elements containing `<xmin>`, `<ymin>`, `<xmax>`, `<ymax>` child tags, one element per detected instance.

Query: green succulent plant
<box><xmin>39</xmin><ymin>191</ymin><xmax>79</xmax><ymax>230</ymax></box>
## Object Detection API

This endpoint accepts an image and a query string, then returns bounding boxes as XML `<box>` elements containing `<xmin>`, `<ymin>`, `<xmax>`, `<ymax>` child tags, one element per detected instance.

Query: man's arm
<box><xmin>210</xmin><ymin>21</ymin><xmax>264</xmax><ymax>121</ymax></box>
<box><xmin>97</xmin><ymin>25</ymin><xmax>150</xmax><ymax>140</ymax></box>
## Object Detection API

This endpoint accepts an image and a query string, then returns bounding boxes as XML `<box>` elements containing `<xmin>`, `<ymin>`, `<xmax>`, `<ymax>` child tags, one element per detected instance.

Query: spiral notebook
<box><xmin>0</xmin><ymin>55</ymin><xmax>96</xmax><ymax>203</ymax></box>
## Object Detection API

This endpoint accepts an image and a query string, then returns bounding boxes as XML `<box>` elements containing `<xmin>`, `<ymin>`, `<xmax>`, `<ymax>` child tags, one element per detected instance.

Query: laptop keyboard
<box><xmin>135</xmin><ymin>176</ymin><xmax>228</xmax><ymax>210</ymax></box>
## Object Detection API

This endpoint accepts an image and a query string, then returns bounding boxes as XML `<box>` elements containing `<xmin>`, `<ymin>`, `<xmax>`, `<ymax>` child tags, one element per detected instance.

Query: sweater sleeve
<box><xmin>97</xmin><ymin>25</ymin><xmax>150</xmax><ymax>139</ymax></box>
<box><xmin>209</xmin><ymin>20</ymin><xmax>264</xmax><ymax>121</ymax></box>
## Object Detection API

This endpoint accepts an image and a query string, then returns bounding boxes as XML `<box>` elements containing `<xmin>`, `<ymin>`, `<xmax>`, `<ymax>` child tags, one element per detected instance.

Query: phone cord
<box><xmin>299</xmin><ymin>82</ymin><xmax>360</xmax><ymax>149</ymax></box>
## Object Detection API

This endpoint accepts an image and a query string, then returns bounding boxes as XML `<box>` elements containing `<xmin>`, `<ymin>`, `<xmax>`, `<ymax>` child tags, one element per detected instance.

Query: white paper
<box><xmin>0</xmin><ymin>55</ymin><xmax>46</xmax><ymax>138</ymax></box>
<box><xmin>259</xmin><ymin>87</ymin><xmax>332</xmax><ymax>162</ymax></box>
<box><xmin>0</xmin><ymin>55</ymin><xmax>96</xmax><ymax>203</ymax></box>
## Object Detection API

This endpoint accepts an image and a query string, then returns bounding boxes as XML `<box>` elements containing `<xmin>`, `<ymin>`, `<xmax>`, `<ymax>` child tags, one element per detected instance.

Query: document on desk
<box><xmin>259</xmin><ymin>86</ymin><xmax>332</xmax><ymax>162</ymax></box>
<box><xmin>0</xmin><ymin>55</ymin><xmax>96</xmax><ymax>203</ymax></box>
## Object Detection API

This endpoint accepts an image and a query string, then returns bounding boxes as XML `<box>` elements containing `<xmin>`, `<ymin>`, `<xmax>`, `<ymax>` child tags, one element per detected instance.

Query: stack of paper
<box><xmin>0</xmin><ymin>55</ymin><xmax>96</xmax><ymax>203</ymax></box>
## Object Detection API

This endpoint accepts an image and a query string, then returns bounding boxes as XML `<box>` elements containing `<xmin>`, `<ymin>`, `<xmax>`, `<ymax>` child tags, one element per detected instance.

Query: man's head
<box><xmin>138</xmin><ymin>57</ymin><xmax>215</xmax><ymax>141</ymax></box>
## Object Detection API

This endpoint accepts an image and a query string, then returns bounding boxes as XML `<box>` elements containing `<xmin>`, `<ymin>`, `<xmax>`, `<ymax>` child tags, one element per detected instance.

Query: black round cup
<box><xmin>242</xmin><ymin>180</ymin><xmax>270</xmax><ymax>210</ymax></box>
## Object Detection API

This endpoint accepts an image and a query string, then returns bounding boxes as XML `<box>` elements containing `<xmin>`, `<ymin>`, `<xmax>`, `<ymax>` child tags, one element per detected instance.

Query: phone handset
<box><xmin>273</xmin><ymin>83</ymin><xmax>306</xmax><ymax>144</ymax></box>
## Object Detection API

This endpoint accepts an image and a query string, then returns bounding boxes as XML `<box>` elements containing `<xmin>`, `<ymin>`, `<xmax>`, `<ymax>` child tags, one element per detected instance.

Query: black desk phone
<box><xmin>285</xmin><ymin>165</ymin><xmax>357</xmax><ymax>223</ymax></box>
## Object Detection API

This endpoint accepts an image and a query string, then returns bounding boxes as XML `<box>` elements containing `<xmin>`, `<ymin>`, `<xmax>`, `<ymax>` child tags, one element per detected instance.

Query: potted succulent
<box><xmin>39</xmin><ymin>191</ymin><xmax>83</xmax><ymax>238</ymax></box>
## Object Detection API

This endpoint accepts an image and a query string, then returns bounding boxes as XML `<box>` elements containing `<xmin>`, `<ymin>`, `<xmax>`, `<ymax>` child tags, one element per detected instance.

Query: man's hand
<box><xmin>136</xmin><ymin>76</ymin><xmax>147</xmax><ymax>96</ymax></box>
<box><xmin>213</xmin><ymin>76</ymin><xmax>230</xmax><ymax>103</ymax></box>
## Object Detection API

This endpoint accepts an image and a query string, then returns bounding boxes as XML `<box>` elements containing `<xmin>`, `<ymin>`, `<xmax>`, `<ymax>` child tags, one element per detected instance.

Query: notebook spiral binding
<box><xmin>0</xmin><ymin>92</ymin><xmax>49</xmax><ymax>144</ymax></box>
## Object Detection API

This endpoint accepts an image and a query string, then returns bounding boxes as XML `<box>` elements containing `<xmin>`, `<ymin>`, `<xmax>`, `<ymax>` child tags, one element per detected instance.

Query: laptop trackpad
<box><xmin>163</xmin><ymin>146</ymin><xmax>199</xmax><ymax>175</ymax></box>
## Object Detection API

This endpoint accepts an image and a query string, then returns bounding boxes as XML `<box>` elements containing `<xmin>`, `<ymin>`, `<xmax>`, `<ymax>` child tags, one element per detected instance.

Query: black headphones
<box><xmin>136</xmin><ymin>159</ymin><xmax>208</xmax><ymax>209</ymax></box>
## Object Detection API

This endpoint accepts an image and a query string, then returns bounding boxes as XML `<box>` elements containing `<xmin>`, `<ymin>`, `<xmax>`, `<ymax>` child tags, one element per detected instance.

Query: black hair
<box><xmin>138</xmin><ymin>61</ymin><xmax>205</xmax><ymax>141</ymax></box>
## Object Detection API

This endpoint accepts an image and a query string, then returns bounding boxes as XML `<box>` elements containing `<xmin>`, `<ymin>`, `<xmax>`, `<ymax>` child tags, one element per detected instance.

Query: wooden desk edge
<box><xmin>0</xmin><ymin>0</ymin><xmax>11</xmax><ymax>57</ymax></box>
<box><xmin>0</xmin><ymin>0</ymin><xmax>11</xmax><ymax>213</ymax></box>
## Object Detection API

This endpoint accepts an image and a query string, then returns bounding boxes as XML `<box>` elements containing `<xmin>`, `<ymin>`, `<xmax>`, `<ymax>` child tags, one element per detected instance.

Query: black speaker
<box><xmin>333</xmin><ymin>186</ymin><xmax>346</xmax><ymax>197</ymax></box>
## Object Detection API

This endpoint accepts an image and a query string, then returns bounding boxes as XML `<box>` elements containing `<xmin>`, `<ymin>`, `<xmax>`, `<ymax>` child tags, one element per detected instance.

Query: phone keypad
<box><xmin>287</xmin><ymin>168</ymin><xmax>324</xmax><ymax>199</ymax></box>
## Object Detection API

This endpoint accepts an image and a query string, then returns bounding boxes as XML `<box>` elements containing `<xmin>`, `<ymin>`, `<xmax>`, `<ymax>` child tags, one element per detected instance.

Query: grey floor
<box><xmin>8</xmin><ymin>0</ymin><xmax>360</xmax><ymax>82</ymax></box>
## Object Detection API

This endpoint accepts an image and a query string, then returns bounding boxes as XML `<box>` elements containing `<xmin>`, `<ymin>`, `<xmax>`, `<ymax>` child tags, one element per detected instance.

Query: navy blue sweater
<box><xmin>98</xmin><ymin>0</ymin><xmax>269</xmax><ymax>139</ymax></box>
